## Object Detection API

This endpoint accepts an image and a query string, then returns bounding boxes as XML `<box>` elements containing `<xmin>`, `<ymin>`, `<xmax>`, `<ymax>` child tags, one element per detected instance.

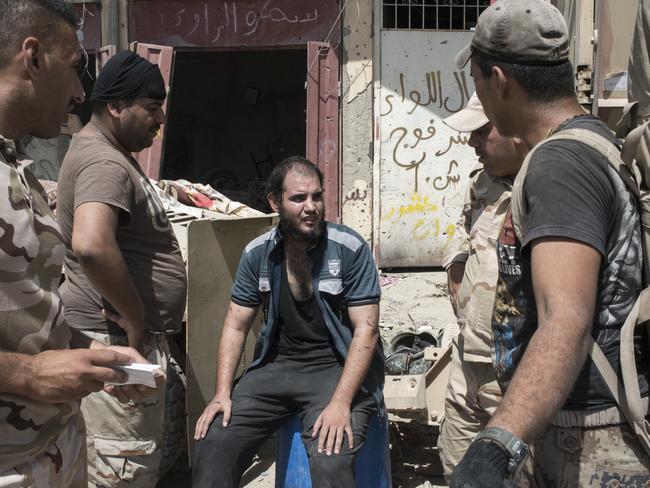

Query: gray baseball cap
<box><xmin>456</xmin><ymin>0</ymin><xmax>569</xmax><ymax>69</ymax></box>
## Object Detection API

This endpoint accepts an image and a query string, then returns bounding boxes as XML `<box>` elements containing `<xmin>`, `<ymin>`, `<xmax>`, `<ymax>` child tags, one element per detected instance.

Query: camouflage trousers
<box><xmin>438</xmin><ymin>337</ymin><xmax>650</xmax><ymax>486</ymax></box>
<box><xmin>80</xmin><ymin>331</ymin><xmax>169</xmax><ymax>488</ymax></box>
<box><xmin>437</xmin><ymin>335</ymin><xmax>502</xmax><ymax>479</ymax></box>
<box><xmin>0</xmin><ymin>412</ymin><xmax>86</xmax><ymax>488</ymax></box>
<box><xmin>531</xmin><ymin>411</ymin><xmax>650</xmax><ymax>487</ymax></box>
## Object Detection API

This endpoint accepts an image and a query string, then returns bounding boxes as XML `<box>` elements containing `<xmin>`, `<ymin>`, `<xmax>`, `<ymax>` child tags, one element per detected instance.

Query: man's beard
<box><xmin>278</xmin><ymin>210</ymin><xmax>326</xmax><ymax>243</ymax></box>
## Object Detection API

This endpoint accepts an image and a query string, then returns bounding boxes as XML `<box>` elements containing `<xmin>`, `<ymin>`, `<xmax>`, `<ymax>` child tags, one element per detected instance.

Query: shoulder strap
<box><xmin>510</xmin><ymin>144</ymin><xmax>536</xmax><ymax>243</ymax></box>
<box><xmin>510</xmin><ymin>127</ymin><xmax>650</xmax><ymax>455</ymax></box>
<box><xmin>622</xmin><ymin>120</ymin><xmax>650</xmax><ymax>188</ymax></box>
<box><xmin>587</xmin><ymin>288</ymin><xmax>650</xmax><ymax>455</ymax></box>
<box><xmin>511</xmin><ymin>128</ymin><xmax>640</xmax><ymax>242</ymax></box>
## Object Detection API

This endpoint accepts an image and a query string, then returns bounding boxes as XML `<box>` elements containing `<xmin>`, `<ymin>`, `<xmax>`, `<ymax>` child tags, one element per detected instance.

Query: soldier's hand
<box><xmin>449</xmin><ymin>440</ymin><xmax>511</xmax><ymax>488</ymax></box>
<box><xmin>99</xmin><ymin>344</ymin><xmax>166</xmax><ymax>403</ymax></box>
<box><xmin>312</xmin><ymin>399</ymin><xmax>353</xmax><ymax>456</ymax></box>
<box><xmin>194</xmin><ymin>393</ymin><xmax>232</xmax><ymax>440</ymax></box>
<box><xmin>25</xmin><ymin>348</ymin><xmax>130</xmax><ymax>404</ymax></box>
<box><xmin>102</xmin><ymin>308</ymin><xmax>145</xmax><ymax>352</ymax></box>
<box><xmin>447</xmin><ymin>262</ymin><xmax>465</xmax><ymax>315</ymax></box>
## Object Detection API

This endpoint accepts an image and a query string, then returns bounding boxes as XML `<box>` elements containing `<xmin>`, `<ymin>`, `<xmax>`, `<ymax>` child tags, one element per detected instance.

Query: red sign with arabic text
<box><xmin>129</xmin><ymin>0</ymin><xmax>340</xmax><ymax>48</ymax></box>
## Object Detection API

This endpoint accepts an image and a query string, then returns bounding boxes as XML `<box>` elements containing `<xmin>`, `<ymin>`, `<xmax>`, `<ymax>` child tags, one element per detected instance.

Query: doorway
<box><xmin>162</xmin><ymin>49</ymin><xmax>307</xmax><ymax>212</ymax></box>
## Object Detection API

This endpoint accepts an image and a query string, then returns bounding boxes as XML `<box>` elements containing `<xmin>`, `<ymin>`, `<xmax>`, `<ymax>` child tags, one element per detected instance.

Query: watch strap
<box><xmin>474</xmin><ymin>427</ymin><xmax>529</xmax><ymax>473</ymax></box>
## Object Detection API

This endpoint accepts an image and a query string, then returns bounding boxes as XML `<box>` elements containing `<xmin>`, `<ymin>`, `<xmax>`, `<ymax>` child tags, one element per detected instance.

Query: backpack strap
<box><xmin>510</xmin><ymin>127</ymin><xmax>650</xmax><ymax>455</ymax></box>
<box><xmin>610</xmin><ymin>287</ymin><xmax>650</xmax><ymax>453</ymax></box>
<box><xmin>622</xmin><ymin>120</ymin><xmax>650</xmax><ymax>189</ymax></box>
<box><xmin>509</xmin><ymin>146</ymin><xmax>534</xmax><ymax>244</ymax></box>
<box><xmin>511</xmin><ymin>127</ymin><xmax>639</xmax><ymax>243</ymax></box>
<box><xmin>586</xmin><ymin>287</ymin><xmax>650</xmax><ymax>455</ymax></box>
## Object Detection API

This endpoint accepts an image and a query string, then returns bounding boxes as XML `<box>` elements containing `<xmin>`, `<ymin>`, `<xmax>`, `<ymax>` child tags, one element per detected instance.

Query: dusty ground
<box><xmin>378</xmin><ymin>270</ymin><xmax>456</xmax><ymax>347</ymax></box>
<box><xmin>380</xmin><ymin>270</ymin><xmax>454</xmax><ymax>488</ymax></box>
<box><xmin>158</xmin><ymin>270</ymin><xmax>454</xmax><ymax>488</ymax></box>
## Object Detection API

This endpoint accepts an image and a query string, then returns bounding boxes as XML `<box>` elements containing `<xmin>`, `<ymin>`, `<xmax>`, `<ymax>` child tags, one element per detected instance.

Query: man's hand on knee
<box><xmin>195</xmin><ymin>393</ymin><xmax>233</xmax><ymax>440</ymax></box>
<box><xmin>312</xmin><ymin>400</ymin><xmax>353</xmax><ymax>456</ymax></box>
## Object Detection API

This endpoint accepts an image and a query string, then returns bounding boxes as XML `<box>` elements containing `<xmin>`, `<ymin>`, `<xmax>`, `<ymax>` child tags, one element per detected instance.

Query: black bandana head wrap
<box><xmin>90</xmin><ymin>50</ymin><xmax>166</xmax><ymax>104</ymax></box>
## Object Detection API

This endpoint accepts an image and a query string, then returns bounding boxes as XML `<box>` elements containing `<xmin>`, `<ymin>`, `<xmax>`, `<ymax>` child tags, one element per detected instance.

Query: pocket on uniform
<box><xmin>589</xmin><ymin>461</ymin><xmax>650</xmax><ymax>486</ymax></box>
<box><xmin>93</xmin><ymin>437</ymin><xmax>158</xmax><ymax>484</ymax></box>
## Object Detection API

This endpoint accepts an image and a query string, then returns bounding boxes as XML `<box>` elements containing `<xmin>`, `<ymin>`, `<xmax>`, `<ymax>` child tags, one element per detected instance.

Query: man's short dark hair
<box><xmin>472</xmin><ymin>50</ymin><xmax>576</xmax><ymax>102</ymax></box>
<box><xmin>266</xmin><ymin>156</ymin><xmax>324</xmax><ymax>201</ymax></box>
<box><xmin>0</xmin><ymin>0</ymin><xmax>76</xmax><ymax>69</ymax></box>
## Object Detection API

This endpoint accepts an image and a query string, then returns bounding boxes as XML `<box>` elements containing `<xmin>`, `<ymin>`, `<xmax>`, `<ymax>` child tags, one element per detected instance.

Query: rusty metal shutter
<box><xmin>130</xmin><ymin>43</ymin><xmax>175</xmax><ymax>180</ymax></box>
<box><xmin>306</xmin><ymin>42</ymin><xmax>340</xmax><ymax>223</ymax></box>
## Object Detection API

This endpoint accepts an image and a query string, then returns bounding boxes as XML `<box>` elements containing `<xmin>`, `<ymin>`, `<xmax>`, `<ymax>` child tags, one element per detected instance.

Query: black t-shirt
<box><xmin>492</xmin><ymin>115</ymin><xmax>649</xmax><ymax>410</ymax></box>
<box><xmin>270</xmin><ymin>260</ymin><xmax>340</xmax><ymax>364</ymax></box>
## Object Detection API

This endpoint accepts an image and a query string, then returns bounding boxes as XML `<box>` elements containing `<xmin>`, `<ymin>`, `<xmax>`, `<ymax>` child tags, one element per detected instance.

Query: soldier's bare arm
<box><xmin>0</xmin><ymin>349</ymin><xmax>131</xmax><ymax>404</ymax></box>
<box><xmin>72</xmin><ymin>201</ymin><xmax>147</xmax><ymax>351</ymax></box>
<box><xmin>486</xmin><ymin>237</ymin><xmax>600</xmax><ymax>442</ymax></box>
<box><xmin>312</xmin><ymin>303</ymin><xmax>379</xmax><ymax>456</ymax></box>
<box><xmin>194</xmin><ymin>301</ymin><xmax>259</xmax><ymax>439</ymax></box>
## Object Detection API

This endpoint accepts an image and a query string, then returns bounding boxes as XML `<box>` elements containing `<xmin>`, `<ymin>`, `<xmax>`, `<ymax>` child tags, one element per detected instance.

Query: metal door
<box><xmin>375</xmin><ymin>31</ymin><xmax>475</xmax><ymax>267</ymax></box>
<box><xmin>306</xmin><ymin>42</ymin><xmax>340</xmax><ymax>223</ymax></box>
<box><xmin>130</xmin><ymin>43</ymin><xmax>175</xmax><ymax>179</ymax></box>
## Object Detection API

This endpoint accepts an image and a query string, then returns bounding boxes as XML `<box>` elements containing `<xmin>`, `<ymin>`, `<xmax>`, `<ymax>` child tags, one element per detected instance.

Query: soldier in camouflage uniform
<box><xmin>451</xmin><ymin>2</ymin><xmax>650</xmax><ymax>486</ymax></box>
<box><xmin>0</xmin><ymin>2</ymin><xmax>157</xmax><ymax>487</ymax></box>
<box><xmin>437</xmin><ymin>94</ymin><xmax>528</xmax><ymax>481</ymax></box>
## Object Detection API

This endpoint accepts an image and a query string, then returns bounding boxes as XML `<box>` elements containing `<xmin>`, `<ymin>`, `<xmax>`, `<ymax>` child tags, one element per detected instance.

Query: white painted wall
<box><xmin>375</xmin><ymin>30</ymin><xmax>477</xmax><ymax>267</ymax></box>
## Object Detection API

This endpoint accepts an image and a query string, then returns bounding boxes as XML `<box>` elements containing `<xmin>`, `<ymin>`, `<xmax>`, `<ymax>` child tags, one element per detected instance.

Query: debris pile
<box><xmin>154</xmin><ymin>179</ymin><xmax>268</xmax><ymax>219</ymax></box>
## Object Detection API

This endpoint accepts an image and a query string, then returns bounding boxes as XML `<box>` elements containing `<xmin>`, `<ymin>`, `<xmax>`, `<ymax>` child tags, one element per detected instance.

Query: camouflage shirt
<box><xmin>0</xmin><ymin>136</ymin><xmax>79</xmax><ymax>473</ymax></box>
<box><xmin>444</xmin><ymin>167</ymin><xmax>511</xmax><ymax>361</ymax></box>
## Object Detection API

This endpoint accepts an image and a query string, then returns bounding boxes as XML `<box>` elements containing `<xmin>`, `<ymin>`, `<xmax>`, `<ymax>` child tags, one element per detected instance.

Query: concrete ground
<box><xmin>158</xmin><ymin>270</ymin><xmax>454</xmax><ymax>488</ymax></box>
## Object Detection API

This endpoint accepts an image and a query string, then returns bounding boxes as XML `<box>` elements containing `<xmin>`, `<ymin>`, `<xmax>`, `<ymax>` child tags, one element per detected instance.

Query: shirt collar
<box><xmin>272</xmin><ymin>222</ymin><xmax>328</xmax><ymax>254</ymax></box>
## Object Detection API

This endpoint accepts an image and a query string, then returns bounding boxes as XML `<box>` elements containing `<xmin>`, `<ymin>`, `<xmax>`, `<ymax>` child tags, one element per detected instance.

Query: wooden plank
<box><xmin>95</xmin><ymin>44</ymin><xmax>116</xmax><ymax>73</ymax></box>
<box><xmin>185</xmin><ymin>215</ymin><xmax>276</xmax><ymax>462</ymax></box>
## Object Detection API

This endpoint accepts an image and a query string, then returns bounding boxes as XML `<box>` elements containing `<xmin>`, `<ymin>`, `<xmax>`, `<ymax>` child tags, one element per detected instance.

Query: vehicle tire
<box><xmin>158</xmin><ymin>336</ymin><xmax>188</xmax><ymax>479</ymax></box>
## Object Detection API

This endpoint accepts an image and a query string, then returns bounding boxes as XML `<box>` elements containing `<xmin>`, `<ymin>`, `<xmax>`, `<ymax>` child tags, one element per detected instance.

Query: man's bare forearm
<box><xmin>487</xmin><ymin>238</ymin><xmax>600</xmax><ymax>443</ymax></box>
<box><xmin>214</xmin><ymin>302</ymin><xmax>258</xmax><ymax>397</ymax></box>
<box><xmin>0</xmin><ymin>352</ymin><xmax>29</xmax><ymax>396</ymax></box>
<box><xmin>487</xmin><ymin>317</ymin><xmax>591</xmax><ymax>442</ymax></box>
<box><xmin>0</xmin><ymin>348</ymin><xmax>132</xmax><ymax>403</ymax></box>
<box><xmin>331</xmin><ymin>304</ymin><xmax>379</xmax><ymax>406</ymax></box>
<box><xmin>214</xmin><ymin>327</ymin><xmax>247</xmax><ymax>396</ymax></box>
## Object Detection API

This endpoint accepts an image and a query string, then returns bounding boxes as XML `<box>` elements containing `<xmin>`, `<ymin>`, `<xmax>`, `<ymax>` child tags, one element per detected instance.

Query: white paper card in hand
<box><xmin>107</xmin><ymin>363</ymin><xmax>160</xmax><ymax>388</ymax></box>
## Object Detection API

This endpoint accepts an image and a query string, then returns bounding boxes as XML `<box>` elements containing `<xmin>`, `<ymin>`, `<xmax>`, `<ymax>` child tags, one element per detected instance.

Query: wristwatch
<box><xmin>474</xmin><ymin>427</ymin><xmax>529</xmax><ymax>475</ymax></box>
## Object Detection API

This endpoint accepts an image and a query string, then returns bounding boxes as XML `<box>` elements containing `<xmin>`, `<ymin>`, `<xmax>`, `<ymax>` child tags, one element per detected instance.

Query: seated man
<box><xmin>193</xmin><ymin>156</ymin><xmax>385</xmax><ymax>488</ymax></box>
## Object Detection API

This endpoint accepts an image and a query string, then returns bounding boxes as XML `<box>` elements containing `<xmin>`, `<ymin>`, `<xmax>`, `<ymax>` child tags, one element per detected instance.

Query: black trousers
<box><xmin>192</xmin><ymin>355</ymin><xmax>376</xmax><ymax>488</ymax></box>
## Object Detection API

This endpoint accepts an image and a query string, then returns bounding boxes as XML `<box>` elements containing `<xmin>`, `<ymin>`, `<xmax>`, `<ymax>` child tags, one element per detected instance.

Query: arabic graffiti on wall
<box><xmin>130</xmin><ymin>0</ymin><xmax>340</xmax><ymax>48</ymax></box>
<box><xmin>342</xmin><ymin>179</ymin><xmax>371</xmax><ymax>240</ymax></box>
<box><xmin>378</xmin><ymin>31</ymin><xmax>477</xmax><ymax>267</ymax></box>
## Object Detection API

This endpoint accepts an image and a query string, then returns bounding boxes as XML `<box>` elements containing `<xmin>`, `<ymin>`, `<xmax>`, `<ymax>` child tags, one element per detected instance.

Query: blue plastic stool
<box><xmin>275</xmin><ymin>414</ymin><xmax>391</xmax><ymax>488</ymax></box>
